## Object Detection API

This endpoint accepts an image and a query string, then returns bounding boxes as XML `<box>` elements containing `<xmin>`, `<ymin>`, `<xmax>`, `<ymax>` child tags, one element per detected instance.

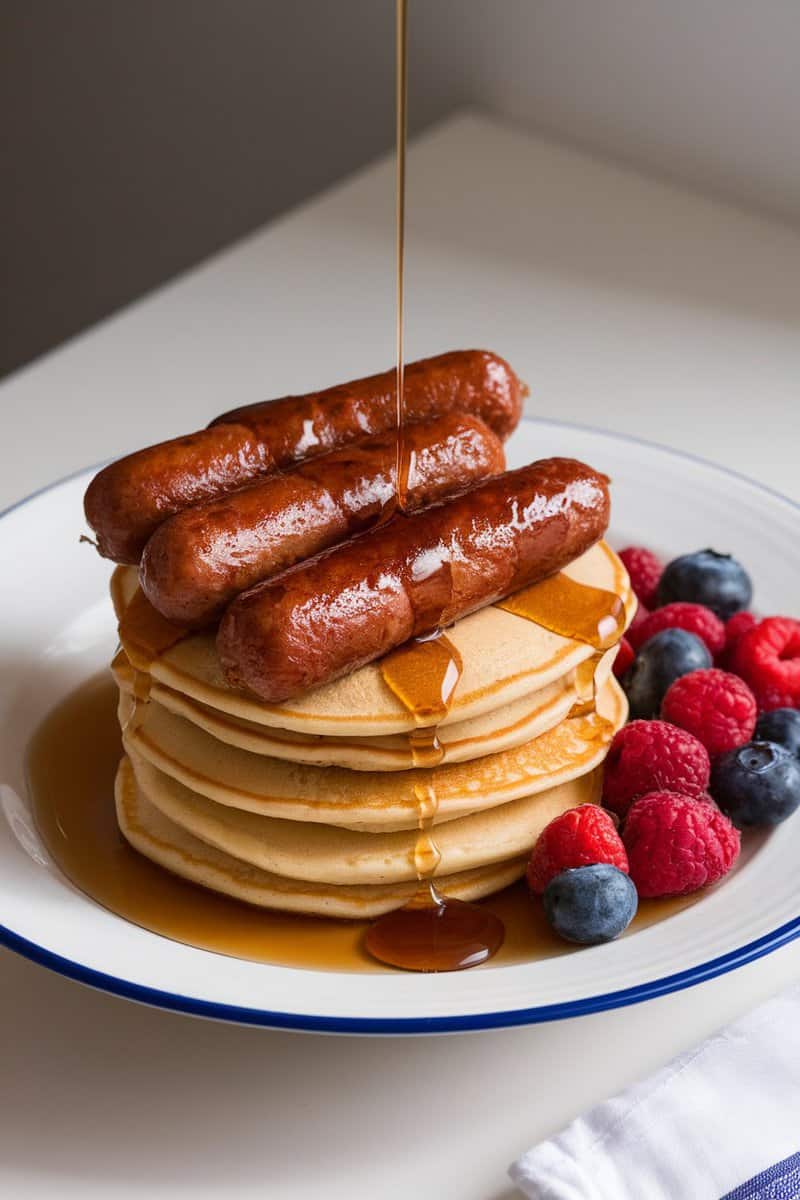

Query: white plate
<box><xmin>0</xmin><ymin>419</ymin><xmax>798</xmax><ymax>1034</ymax></box>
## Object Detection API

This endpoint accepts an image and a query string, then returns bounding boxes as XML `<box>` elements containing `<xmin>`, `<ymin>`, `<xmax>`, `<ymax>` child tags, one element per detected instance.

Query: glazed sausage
<box><xmin>84</xmin><ymin>350</ymin><xmax>524</xmax><ymax>564</ymax></box>
<box><xmin>140</xmin><ymin>413</ymin><xmax>505</xmax><ymax>627</ymax></box>
<box><xmin>217</xmin><ymin>458</ymin><xmax>610</xmax><ymax>703</ymax></box>
<box><xmin>212</xmin><ymin>349</ymin><xmax>523</xmax><ymax>452</ymax></box>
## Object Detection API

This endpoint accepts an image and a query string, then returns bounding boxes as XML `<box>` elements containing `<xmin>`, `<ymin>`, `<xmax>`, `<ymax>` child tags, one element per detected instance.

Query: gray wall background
<box><xmin>3</xmin><ymin>0</ymin><xmax>798</xmax><ymax>378</ymax></box>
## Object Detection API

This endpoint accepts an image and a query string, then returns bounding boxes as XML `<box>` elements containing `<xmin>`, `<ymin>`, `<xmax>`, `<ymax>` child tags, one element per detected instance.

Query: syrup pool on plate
<box><xmin>27</xmin><ymin>673</ymin><xmax>700</xmax><ymax>973</ymax></box>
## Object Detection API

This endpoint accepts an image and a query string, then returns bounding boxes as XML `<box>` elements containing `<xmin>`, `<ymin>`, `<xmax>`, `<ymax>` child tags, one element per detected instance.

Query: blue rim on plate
<box><xmin>2</xmin><ymin>912</ymin><xmax>800</xmax><ymax>1034</ymax></box>
<box><xmin>1</xmin><ymin>418</ymin><xmax>799</xmax><ymax>1034</ymax></box>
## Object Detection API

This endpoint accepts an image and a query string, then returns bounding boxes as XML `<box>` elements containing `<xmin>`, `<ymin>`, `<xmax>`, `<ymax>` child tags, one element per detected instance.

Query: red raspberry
<box><xmin>612</xmin><ymin>636</ymin><xmax>635</xmax><ymax>680</ymax></box>
<box><xmin>628</xmin><ymin>599</ymin><xmax>650</xmax><ymax>641</ymax></box>
<box><xmin>718</xmin><ymin>611</ymin><xmax>757</xmax><ymax>668</ymax></box>
<box><xmin>602</xmin><ymin>719</ymin><xmax>710</xmax><ymax>817</ymax></box>
<box><xmin>628</xmin><ymin>601</ymin><xmax>725</xmax><ymax>657</ymax></box>
<box><xmin>526</xmin><ymin>805</ymin><xmax>628</xmax><ymax>895</ymax></box>
<box><xmin>619</xmin><ymin>546</ymin><xmax>663</xmax><ymax>608</ymax></box>
<box><xmin>731</xmin><ymin>617</ymin><xmax>800</xmax><ymax>711</ymax></box>
<box><xmin>623</xmin><ymin>791</ymin><xmax>740</xmax><ymax>897</ymax></box>
<box><xmin>661</xmin><ymin>668</ymin><xmax>756</xmax><ymax>758</ymax></box>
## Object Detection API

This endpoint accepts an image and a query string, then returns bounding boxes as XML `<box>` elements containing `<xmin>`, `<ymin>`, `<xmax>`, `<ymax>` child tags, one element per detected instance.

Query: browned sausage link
<box><xmin>212</xmin><ymin>349</ymin><xmax>523</xmax><ymax>459</ymax></box>
<box><xmin>217</xmin><ymin>458</ymin><xmax>610</xmax><ymax>703</ymax></box>
<box><xmin>140</xmin><ymin>413</ymin><xmax>505</xmax><ymax>628</ymax></box>
<box><xmin>83</xmin><ymin>350</ymin><xmax>523</xmax><ymax>564</ymax></box>
<box><xmin>84</xmin><ymin>425</ymin><xmax>273</xmax><ymax>564</ymax></box>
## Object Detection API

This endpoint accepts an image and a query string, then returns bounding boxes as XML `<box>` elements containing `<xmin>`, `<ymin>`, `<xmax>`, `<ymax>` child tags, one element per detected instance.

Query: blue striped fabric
<box><xmin>722</xmin><ymin>1152</ymin><xmax>800</xmax><ymax>1200</ymax></box>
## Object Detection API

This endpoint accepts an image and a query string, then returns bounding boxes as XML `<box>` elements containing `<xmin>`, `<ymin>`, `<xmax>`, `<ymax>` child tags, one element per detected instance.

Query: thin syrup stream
<box><xmin>394</xmin><ymin>0</ymin><xmax>409</xmax><ymax>511</ymax></box>
<box><xmin>364</xmin><ymin>1</ymin><xmax>501</xmax><ymax>971</ymax></box>
<box><xmin>364</xmin><ymin>1</ymin><xmax>629</xmax><ymax>971</ymax></box>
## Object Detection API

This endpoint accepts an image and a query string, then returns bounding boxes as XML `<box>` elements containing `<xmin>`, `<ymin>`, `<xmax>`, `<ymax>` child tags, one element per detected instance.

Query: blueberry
<box><xmin>543</xmin><ymin>864</ymin><xmax>637</xmax><ymax>944</ymax></box>
<box><xmin>622</xmin><ymin>628</ymin><xmax>711</xmax><ymax>719</ymax></box>
<box><xmin>656</xmin><ymin>549</ymin><xmax>752</xmax><ymax>620</ymax></box>
<box><xmin>755</xmin><ymin>709</ymin><xmax>800</xmax><ymax>759</ymax></box>
<box><xmin>710</xmin><ymin>741</ymin><xmax>800</xmax><ymax>826</ymax></box>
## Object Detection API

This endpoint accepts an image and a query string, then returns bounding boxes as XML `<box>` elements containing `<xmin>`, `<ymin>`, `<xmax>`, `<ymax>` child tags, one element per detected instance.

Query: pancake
<box><xmin>115</xmin><ymin>647</ymin><xmax>618</xmax><ymax>771</ymax></box>
<box><xmin>116</xmin><ymin>756</ymin><xmax>528</xmax><ymax>919</ymax></box>
<box><xmin>111</xmin><ymin>540</ymin><xmax>634</xmax><ymax>738</ymax></box>
<box><xmin>121</xmin><ymin>676</ymin><xmax>626</xmax><ymax>831</ymax></box>
<box><xmin>127</xmin><ymin>747</ymin><xmax>602</xmax><ymax>886</ymax></box>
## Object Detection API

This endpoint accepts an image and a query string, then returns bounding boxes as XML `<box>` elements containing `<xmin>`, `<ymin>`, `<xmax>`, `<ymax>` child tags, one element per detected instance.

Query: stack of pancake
<box><xmin>111</xmin><ymin>539</ymin><xmax>634</xmax><ymax>919</ymax></box>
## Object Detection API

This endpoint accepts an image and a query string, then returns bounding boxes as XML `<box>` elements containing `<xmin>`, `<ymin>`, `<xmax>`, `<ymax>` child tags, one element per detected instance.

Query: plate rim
<box><xmin>1</xmin><ymin>417</ymin><xmax>798</xmax><ymax>1034</ymax></box>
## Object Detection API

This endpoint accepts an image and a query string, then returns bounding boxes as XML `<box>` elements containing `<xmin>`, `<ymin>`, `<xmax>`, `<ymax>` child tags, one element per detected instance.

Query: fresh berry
<box><xmin>661</xmin><ymin>668</ymin><xmax>757</xmax><ymax>758</ymax></box>
<box><xmin>629</xmin><ymin>602</ymin><xmax>725</xmax><ymax>657</ymax></box>
<box><xmin>623</xmin><ymin>629</ymin><xmax>711</xmax><ymax>719</ymax></box>
<box><xmin>612</xmin><ymin>636</ymin><xmax>635</xmax><ymax>680</ymax></box>
<box><xmin>628</xmin><ymin>599</ymin><xmax>650</xmax><ymax>642</ymax></box>
<box><xmin>719</xmin><ymin>611</ymin><xmax>758</xmax><ymax>667</ymax></box>
<box><xmin>602</xmin><ymin>720</ymin><xmax>710</xmax><ymax>817</ymax></box>
<box><xmin>619</xmin><ymin>546</ymin><xmax>663</xmax><ymax>608</ymax></box>
<box><xmin>711</xmin><ymin>741</ymin><xmax>800</xmax><ymax>827</ymax></box>
<box><xmin>657</xmin><ymin>549</ymin><xmax>753</xmax><ymax>620</ymax></box>
<box><xmin>542</xmin><ymin>864</ymin><xmax>637</xmax><ymax>944</ymax></box>
<box><xmin>755</xmin><ymin>708</ymin><xmax>800</xmax><ymax>759</ymax></box>
<box><xmin>623</xmin><ymin>792</ymin><xmax>740</xmax><ymax>897</ymax></box>
<box><xmin>731</xmin><ymin>618</ymin><xmax>800</xmax><ymax>711</ymax></box>
<box><xmin>526</xmin><ymin>805</ymin><xmax>628</xmax><ymax>895</ymax></box>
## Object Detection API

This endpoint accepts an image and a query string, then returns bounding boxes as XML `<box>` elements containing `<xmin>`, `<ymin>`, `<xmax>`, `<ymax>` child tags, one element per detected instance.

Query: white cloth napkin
<box><xmin>510</xmin><ymin>986</ymin><xmax>800</xmax><ymax>1200</ymax></box>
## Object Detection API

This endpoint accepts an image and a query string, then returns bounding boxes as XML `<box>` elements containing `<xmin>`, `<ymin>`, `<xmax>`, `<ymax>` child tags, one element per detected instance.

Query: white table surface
<box><xmin>2</xmin><ymin>111</ymin><xmax>799</xmax><ymax>1199</ymax></box>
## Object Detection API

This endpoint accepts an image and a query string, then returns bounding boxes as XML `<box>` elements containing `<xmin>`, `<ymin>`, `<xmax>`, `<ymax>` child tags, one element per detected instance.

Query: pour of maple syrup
<box><xmin>360</xmin><ymin>1</ymin><xmax>507</xmax><ymax>973</ymax></box>
<box><xmin>27</xmin><ymin>674</ymin><xmax>700</xmax><ymax>973</ymax></box>
<box><xmin>394</xmin><ymin>0</ymin><xmax>411</xmax><ymax>510</ymax></box>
